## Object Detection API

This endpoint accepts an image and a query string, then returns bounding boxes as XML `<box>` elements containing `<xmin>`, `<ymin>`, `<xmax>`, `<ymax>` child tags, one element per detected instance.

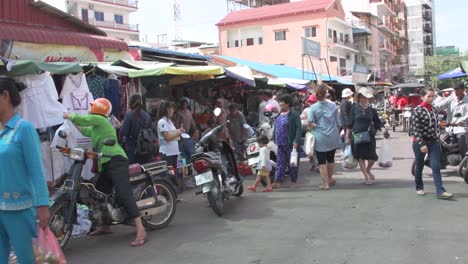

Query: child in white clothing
<box><xmin>248</xmin><ymin>135</ymin><xmax>273</xmax><ymax>192</ymax></box>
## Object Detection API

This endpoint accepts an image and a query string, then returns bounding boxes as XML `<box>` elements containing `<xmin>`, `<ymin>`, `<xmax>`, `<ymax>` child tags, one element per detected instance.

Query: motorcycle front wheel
<box><xmin>138</xmin><ymin>180</ymin><xmax>177</xmax><ymax>230</ymax></box>
<box><xmin>49</xmin><ymin>201</ymin><xmax>74</xmax><ymax>248</ymax></box>
<box><xmin>207</xmin><ymin>170</ymin><xmax>224</xmax><ymax>216</ymax></box>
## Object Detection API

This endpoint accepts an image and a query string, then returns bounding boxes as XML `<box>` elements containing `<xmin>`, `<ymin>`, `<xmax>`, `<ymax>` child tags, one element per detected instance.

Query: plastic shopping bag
<box><xmin>378</xmin><ymin>139</ymin><xmax>393</xmax><ymax>168</ymax></box>
<box><xmin>304</xmin><ymin>132</ymin><xmax>315</xmax><ymax>156</ymax></box>
<box><xmin>34</xmin><ymin>226</ymin><xmax>67</xmax><ymax>264</ymax></box>
<box><xmin>290</xmin><ymin>147</ymin><xmax>298</xmax><ymax>167</ymax></box>
<box><xmin>342</xmin><ymin>145</ymin><xmax>358</xmax><ymax>170</ymax></box>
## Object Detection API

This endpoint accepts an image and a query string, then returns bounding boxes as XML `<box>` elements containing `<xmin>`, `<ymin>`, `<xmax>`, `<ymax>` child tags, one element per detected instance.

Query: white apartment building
<box><xmin>405</xmin><ymin>0</ymin><xmax>435</xmax><ymax>76</ymax></box>
<box><xmin>66</xmin><ymin>0</ymin><xmax>140</xmax><ymax>41</ymax></box>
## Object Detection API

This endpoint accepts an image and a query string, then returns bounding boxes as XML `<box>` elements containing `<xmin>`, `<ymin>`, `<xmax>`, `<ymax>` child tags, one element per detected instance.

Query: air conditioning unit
<box><xmin>89</xmin><ymin>4</ymin><xmax>95</xmax><ymax>10</ymax></box>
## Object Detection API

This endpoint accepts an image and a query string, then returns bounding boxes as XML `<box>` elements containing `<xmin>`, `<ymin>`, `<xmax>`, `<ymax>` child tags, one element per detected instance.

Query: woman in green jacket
<box><xmin>64</xmin><ymin>98</ymin><xmax>147</xmax><ymax>247</ymax></box>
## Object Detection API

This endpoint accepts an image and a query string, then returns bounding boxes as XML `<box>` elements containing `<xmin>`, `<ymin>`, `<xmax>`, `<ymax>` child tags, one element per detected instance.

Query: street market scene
<box><xmin>0</xmin><ymin>0</ymin><xmax>468</xmax><ymax>263</ymax></box>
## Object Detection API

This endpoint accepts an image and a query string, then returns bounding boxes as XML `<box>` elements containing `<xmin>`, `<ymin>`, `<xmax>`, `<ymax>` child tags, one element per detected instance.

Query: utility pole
<box><xmin>173</xmin><ymin>0</ymin><xmax>181</xmax><ymax>41</ymax></box>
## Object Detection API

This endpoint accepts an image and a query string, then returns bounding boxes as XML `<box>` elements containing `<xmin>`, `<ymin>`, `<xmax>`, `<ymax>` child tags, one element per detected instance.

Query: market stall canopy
<box><xmin>111</xmin><ymin>59</ymin><xmax>173</xmax><ymax>70</ymax></box>
<box><xmin>0</xmin><ymin>60</ymin><xmax>82</xmax><ymax>76</ymax></box>
<box><xmin>225</xmin><ymin>66</ymin><xmax>256</xmax><ymax>87</ymax></box>
<box><xmin>127</xmin><ymin>65</ymin><xmax>224</xmax><ymax>78</ymax></box>
<box><xmin>391</xmin><ymin>83</ymin><xmax>425</xmax><ymax>89</ymax></box>
<box><xmin>213</xmin><ymin>55</ymin><xmax>338</xmax><ymax>83</ymax></box>
<box><xmin>438</xmin><ymin>67</ymin><xmax>467</xmax><ymax>80</ymax></box>
<box><xmin>96</xmin><ymin>64</ymin><xmax>134</xmax><ymax>77</ymax></box>
<box><xmin>267</xmin><ymin>78</ymin><xmax>311</xmax><ymax>90</ymax></box>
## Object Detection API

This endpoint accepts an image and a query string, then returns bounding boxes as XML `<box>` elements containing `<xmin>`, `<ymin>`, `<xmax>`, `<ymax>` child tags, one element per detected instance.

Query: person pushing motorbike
<box><xmin>63</xmin><ymin>98</ymin><xmax>148</xmax><ymax>247</ymax></box>
<box><xmin>435</xmin><ymin>82</ymin><xmax>468</xmax><ymax>158</ymax></box>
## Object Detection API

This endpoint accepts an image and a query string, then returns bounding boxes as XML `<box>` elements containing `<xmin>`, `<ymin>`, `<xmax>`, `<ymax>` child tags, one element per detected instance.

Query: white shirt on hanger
<box><xmin>60</xmin><ymin>72</ymin><xmax>90</xmax><ymax>99</ymax></box>
<box><xmin>62</xmin><ymin>89</ymin><xmax>94</xmax><ymax>115</ymax></box>
<box><xmin>15</xmin><ymin>72</ymin><xmax>67</xmax><ymax>129</ymax></box>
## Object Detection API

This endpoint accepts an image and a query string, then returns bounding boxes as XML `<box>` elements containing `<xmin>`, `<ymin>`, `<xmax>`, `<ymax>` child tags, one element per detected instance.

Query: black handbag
<box><xmin>352</xmin><ymin>108</ymin><xmax>374</xmax><ymax>144</ymax></box>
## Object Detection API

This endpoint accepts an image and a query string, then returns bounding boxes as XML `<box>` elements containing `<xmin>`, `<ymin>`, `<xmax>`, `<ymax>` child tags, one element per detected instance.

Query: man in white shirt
<box><xmin>257</xmin><ymin>90</ymin><xmax>268</xmax><ymax>125</ymax></box>
<box><xmin>435</xmin><ymin>82</ymin><xmax>468</xmax><ymax>157</ymax></box>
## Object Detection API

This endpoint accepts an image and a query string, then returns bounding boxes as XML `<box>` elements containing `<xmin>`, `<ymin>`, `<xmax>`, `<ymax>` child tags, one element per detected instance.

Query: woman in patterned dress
<box><xmin>272</xmin><ymin>94</ymin><xmax>302</xmax><ymax>189</ymax></box>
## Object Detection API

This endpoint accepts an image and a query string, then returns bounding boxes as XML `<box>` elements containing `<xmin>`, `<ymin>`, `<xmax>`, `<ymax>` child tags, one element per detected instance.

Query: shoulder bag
<box><xmin>352</xmin><ymin>107</ymin><xmax>374</xmax><ymax>145</ymax></box>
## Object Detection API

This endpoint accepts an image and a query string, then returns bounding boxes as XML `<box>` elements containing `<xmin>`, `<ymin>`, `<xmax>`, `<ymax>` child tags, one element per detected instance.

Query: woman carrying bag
<box><xmin>346</xmin><ymin>87</ymin><xmax>389</xmax><ymax>185</ymax></box>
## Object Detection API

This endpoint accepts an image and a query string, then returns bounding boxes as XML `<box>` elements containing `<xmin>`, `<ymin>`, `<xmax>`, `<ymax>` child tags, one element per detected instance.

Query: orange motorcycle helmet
<box><xmin>90</xmin><ymin>98</ymin><xmax>112</xmax><ymax>117</ymax></box>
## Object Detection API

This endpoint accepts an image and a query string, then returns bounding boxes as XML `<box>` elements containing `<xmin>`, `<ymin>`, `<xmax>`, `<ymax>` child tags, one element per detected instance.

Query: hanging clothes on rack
<box><xmin>60</xmin><ymin>72</ymin><xmax>90</xmax><ymax>99</ymax></box>
<box><xmin>86</xmin><ymin>75</ymin><xmax>108</xmax><ymax>99</ymax></box>
<box><xmin>15</xmin><ymin>72</ymin><xmax>66</xmax><ymax>129</ymax></box>
<box><xmin>106</xmin><ymin>78</ymin><xmax>122</xmax><ymax>118</ymax></box>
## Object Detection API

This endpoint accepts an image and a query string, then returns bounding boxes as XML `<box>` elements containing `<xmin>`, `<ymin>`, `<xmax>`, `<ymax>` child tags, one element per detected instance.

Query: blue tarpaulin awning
<box><xmin>438</xmin><ymin>67</ymin><xmax>467</xmax><ymax>80</ymax></box>
<box><xmin>214</xmin><ymin>55</ymin><xmax>339</xmax><ymax>82</ymax></box>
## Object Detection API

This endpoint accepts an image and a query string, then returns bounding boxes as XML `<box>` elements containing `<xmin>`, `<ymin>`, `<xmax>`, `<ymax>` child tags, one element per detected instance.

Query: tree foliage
<box><xmin>424</xmin><ymin>55</ymin><xmax>468</xmax><ymax>89</ymax></box>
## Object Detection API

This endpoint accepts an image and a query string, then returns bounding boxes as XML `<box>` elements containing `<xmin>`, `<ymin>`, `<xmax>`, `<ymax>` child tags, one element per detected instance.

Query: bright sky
<box><xmin>131</xmin><ymin>0</ymin><xmax>468</xmax><ymax>52</ymax></box>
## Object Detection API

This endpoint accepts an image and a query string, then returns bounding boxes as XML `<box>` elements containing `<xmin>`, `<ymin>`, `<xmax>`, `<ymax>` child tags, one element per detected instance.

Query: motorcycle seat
<box><xmin>128</xmin><ymin>163</ymin><xmax>142</xmax><ymax>177</ymax></box>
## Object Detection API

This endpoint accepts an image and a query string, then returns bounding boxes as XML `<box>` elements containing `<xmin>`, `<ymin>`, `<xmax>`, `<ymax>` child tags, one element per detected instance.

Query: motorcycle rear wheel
<box><xmin>138</xmin><ymin>180</ymin><xmax>177</xmax><ymax>230</ymax></box>
<box><xmin>207</xmin><ymin>170</ymin><xmax>224</xmax><ymax>216</ymax></box>
<box><xmin>458</xmin><ymin>157</ymin><xmax>468</xmax><ymax>184</ymax></box>
<box><xmin>49</xmin><ymin>201</ymin><xmax>73</xmax><ymax>248</ymax></box>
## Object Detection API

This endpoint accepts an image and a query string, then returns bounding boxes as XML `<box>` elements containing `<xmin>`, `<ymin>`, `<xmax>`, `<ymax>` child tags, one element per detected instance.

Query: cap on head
<box><xmin>341</xmin><ymin>88</ymin><xmax>354</xmax><ymax>98</ymax></box>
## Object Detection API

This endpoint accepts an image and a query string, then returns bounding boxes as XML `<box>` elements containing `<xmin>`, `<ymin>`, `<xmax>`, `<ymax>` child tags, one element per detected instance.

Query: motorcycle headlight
<box><xmin>69</xmin><ymin>148</ymin><xmax>85</xmax><ymax>161</ymax></box>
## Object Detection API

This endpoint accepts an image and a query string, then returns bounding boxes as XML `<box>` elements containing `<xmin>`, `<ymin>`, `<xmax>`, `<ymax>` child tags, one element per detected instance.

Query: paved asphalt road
<box><xmin>65</xmin><ymin>133</ymin><xmax>468</xmax><ymax>264</ymax></box>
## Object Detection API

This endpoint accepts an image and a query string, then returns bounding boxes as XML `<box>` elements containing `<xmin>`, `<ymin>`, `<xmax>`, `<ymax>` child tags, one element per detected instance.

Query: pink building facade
<box><xmin>217</xmin><ymin>0</ymin><xmax>358</xmax><ymax>77</ymax></box>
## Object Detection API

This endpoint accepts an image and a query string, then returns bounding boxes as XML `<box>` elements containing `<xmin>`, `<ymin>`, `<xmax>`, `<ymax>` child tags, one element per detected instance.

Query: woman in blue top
<box><xmin>308</xmin><ymin>85</ymin><xmax>343</xmax><ymax>190</ymax></box>
<box><xmin>0</xmin><ymin>77</ymin><xmax>49</xmax><ymax>264</ymax></box>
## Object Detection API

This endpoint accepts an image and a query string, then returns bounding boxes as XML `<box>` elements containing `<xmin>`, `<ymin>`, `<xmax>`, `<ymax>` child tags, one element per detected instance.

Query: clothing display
<box><xmin>60</xmin><ymin>72</ymin><xmax>90</xmax><ymax>99</ymax></box>
<box><xmin>15</xmin><ymin>72</ymin><xmax>67</xmax><ymax>129</ymax></box>
<box><xmin>86</xmin><ymin>75</ymin><xmax>108</xmax><ymax>99</ymax></box>
<box><xmin>62</xmin><ymin>89</ymin><xmax>94</xmax><ymax>114</ymax></box>
<box><xmin>106</xmin><ymin>79</ymin><xmax>122</xmax><ymax>117</ymax></box>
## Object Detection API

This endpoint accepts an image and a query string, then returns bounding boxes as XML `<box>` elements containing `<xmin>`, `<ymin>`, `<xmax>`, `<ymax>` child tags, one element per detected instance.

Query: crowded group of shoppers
<box><xmin>1</xmin><ymin>74</ymin><xmax>466</xmax><ymax>262</ymax></box>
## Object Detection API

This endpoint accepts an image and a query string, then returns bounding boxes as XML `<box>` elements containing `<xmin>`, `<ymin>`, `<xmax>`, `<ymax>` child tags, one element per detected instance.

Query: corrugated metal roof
<box><xmin>216</xmin><ymin>0</ymin><xmax>333</xmax><ymax>26</ymax></box>
<box><xmin>0</xmin><ymin>22</ymin><xmax>128</xmax><ymax>50</ymax></box>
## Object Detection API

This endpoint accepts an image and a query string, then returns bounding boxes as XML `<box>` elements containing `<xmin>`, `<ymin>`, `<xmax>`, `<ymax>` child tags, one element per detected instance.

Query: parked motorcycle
<box><xmin>190</xmin><ymin>108</ymin><xmax>244</xmax><ymax>216</ymax></box>
<box><xmin>49</xmin><ymin>131</ymin><xmax>177</xmax><ymax>248</ymax></box>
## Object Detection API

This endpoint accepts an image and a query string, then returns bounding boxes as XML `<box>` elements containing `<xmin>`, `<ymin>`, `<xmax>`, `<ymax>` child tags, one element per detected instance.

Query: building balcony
<box><xmin>370</xmin><ymin>0</ymin><xmax>396</xmax><ymax>16</ymax></box>
<box><xmin>88</xmin><ymin>19</ymin><xmax>139</xmax><ymax>32</ymax></box>
<box><xmin>379</xmin><ymin>42</ymin><xmax>396</xmax><ymax>56</ymax></box>
<box><xmin>424</xmin><ymin>35</ymin><xmax>432</xmax><ymax>44</ymax></box>
<box><xmin>331</xmin><ymin>37</ymin><xmax>359</xmax><ymax>52</ymax></box>
<box><xmin>355</xmin><ymin>43</ymin><xmax>373</xmax><ymax>55</ymax></box>
<box><xmin>423</xmin><ymin>11</ymin><xmax>432</xmax><ymax>20</ymax></box>
<box><xmin>378</xmin><ymin>18</ymin><xmax>397</xmax><ymax>35</ymax></box>
<box><xmin>92</xmin><ymin>0</ymin><xmax>138</xmax><ymax>9</ymax></box>
<box><xmin>424</xmin><ymin>48</ymin><xmax>433</xmax><ymax>56</ymax></box>
<box><xmin>423</xmin><ymin>24</ymin><xmax>432</xmax><ymax>32</ymax></box>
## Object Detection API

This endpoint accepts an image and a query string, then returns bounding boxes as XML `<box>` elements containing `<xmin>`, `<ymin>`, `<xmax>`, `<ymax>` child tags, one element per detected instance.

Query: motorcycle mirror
<box><xmin>181</xmin><ymin>133</ymin><xmax>190</xmax><ymax>139</ymax></box>
<box><xmin>102</xmin><ymin>138</ymin><xmax>116</xmax><ymax>146</ymax></box>
<box><xmin>58</xmin><ymin>130</ymin><xmax>67</xmax><ymax>139</ymax></box>
<box><xmin>213</xmin><ymin>107</ymin><xmax>222</xmax><ymax>117</ymax></box>
<box><xmin>264</xmin><ymin>111</ymin><xmax>273</xmax><ymax>118</ymax></box>
<box><xmin>454</xmin><ymin>113</ymin><xmax>462</xmax><ymax>118</ymax></box>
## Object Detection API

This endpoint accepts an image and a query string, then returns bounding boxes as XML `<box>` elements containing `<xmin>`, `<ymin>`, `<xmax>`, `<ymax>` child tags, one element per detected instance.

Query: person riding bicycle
<box><xmin>63</xmin><ymin>98</ymin><xmax>148</xmax><ymax>247</ymax></box>
<box><xmin>435</xmin><ymin>82</ymin><xmax>468</xmax><ymax>158</ymax></box>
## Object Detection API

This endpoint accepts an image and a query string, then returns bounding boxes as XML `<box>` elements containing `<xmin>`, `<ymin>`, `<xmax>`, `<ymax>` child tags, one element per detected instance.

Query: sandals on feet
<box><xmin>130</xmin><ymin>234</ymin><xmax>149</xmax><ymax>247</ymax></box>
<box><xmin>319</xmin><ymin>185</ymin><xmax>330</xmax><ymax>190</ymax></box>
<box><xmin>247</xmin><ymin>185</ymin><xmax>257</xmax><ymax>192</ymax></box>
<box><xmin>262</xmin><ymin>188</ymin><xmax>273</xmax><ymax>192</ymax></box>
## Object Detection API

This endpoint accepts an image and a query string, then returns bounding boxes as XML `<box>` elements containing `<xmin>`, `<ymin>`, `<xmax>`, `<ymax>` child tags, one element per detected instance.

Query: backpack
<box><xmin>136</xmin><ymin>115</ymin><xmax>156</xmax><ymax>156</ymax></box>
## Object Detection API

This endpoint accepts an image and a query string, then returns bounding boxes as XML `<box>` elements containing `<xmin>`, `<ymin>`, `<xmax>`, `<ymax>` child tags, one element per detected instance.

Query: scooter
<box><xmin>49</xmin><ymin>131</ymin><xmax>177</xmax><ymax>248</ymax></box>
<box><xmin>244</xmin><ymin>120</ymin><xmax>277</xmax><ymax>187</ymax></box>
<box><xmin>190</xmin><ymin>108</ymin><xmax>244</xmax><ymax>216</ymax></box>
